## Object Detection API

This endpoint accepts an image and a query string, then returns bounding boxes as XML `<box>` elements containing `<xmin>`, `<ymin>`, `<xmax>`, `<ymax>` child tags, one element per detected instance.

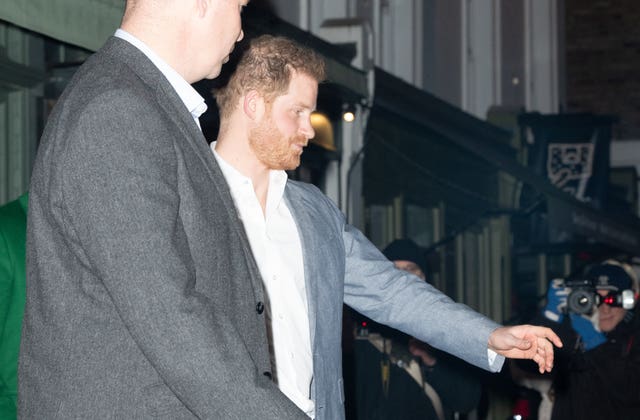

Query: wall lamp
<box><xmin>309</xmin><ymin>112</ymin><xmax>337</xmax><ymax>151</ymax></box>
<box><xmin>342</xmin><ymin>103</ymin><xmax>356</xmax><ymax>123</ymax></box>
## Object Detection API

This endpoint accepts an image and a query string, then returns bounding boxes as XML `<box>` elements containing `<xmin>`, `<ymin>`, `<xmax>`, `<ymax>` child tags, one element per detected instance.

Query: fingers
<box><xmin>545</xmin><ymin>328</ymin><xmax>563</xmax><ymax>348</ymax></box>
<box><xmin>535</xmin><ymin>337</ymin><xmax>554</xmax><ymax>373</ymax></box>
<box><xmin>533</xmin><ymin>351</ymin><xmax>546</xmax><ymax>374</ymax></box>
<box><xmin>514</xmin><ymin>325</ymin><xmax>558</xmax><ymax>372</ymax></box>
<box><xmin>526</xmin><ymin>325</ymin><xmax>563</xmax><ymax>348</ymax></box>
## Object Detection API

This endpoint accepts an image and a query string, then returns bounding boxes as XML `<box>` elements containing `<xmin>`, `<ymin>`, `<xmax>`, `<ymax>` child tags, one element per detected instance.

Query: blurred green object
<box><xmin>0</xmin><ymin>192</ymin><xmax>28</xmax><ymax>420</ymax></box>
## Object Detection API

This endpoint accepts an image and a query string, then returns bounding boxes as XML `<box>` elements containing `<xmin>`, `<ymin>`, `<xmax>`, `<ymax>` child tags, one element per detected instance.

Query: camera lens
<box><xmin>568</xmin><ymin>289</ymin><xmax>596</xmax><ymax>314</ymax></box>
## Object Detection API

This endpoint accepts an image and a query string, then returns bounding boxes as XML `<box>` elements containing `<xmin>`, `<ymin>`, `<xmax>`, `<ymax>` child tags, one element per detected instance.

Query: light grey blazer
<box><xmin>284</xmin><ymin>180</ymin><xmax>503</xmax><ymax>420</ymax></box>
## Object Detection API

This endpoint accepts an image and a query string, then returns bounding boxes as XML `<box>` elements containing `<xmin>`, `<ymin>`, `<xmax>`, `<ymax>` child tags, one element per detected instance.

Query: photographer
<box><xmin>535</xmin><ymin>260</ymin><xmax>640</xmax><ymax>419</ymax></box>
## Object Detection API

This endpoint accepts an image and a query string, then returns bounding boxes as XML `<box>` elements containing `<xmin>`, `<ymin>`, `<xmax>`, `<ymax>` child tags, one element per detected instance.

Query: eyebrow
<box><xmin>292</xmin><ymin>101</ymin><xmax>315</xmax><ymax>111</ymax></box>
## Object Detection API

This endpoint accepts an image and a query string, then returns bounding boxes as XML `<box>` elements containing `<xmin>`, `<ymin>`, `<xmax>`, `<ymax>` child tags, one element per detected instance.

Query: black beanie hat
<box><xmin>382</xmin><ymin>239</ymin><xmax>427</xmax><ymax>275</ymax></box>
<box><xmin>586</xmin><ymin>261</ymin><xmax>635</xmax><ymax>292</ymax></box>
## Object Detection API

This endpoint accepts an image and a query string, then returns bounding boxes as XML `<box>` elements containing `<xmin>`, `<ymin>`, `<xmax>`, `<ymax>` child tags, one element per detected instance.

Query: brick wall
<box><xmin>565</xmin><ymin>0</ymin><xmax>640</xmax><ymax>139</ymax></box>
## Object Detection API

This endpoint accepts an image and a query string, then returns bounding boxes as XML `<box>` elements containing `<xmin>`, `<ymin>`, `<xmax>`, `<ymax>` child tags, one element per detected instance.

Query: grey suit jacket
<box><xmin>19</xmin><ymin>37</ymin><xmax>306</xmax><ymax>419</ymax></box>
<box><xmin>284</xmin><ymin>180</ymin><xmax>503</xmax><ymax>420</ymax></box>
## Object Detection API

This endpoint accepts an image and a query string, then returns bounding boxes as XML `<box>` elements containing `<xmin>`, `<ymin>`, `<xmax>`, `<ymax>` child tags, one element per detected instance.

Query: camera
<box><xmin>564</xmin><ymin>279</ymin><xmax>598</xmax><ymax>315</ymax></box>
<box><xmin>563</xmin><ymin>278</ymin><xmax>636</xmax><ymax>315</ymax></box>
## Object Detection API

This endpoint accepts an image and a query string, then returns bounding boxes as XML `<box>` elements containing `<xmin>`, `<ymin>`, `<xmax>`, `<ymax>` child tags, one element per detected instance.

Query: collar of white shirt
<box><xmin>114</xmin><ymin>29</ymin><xmax>207</xmax><ymax>127</ymax></box>
<box><xmin>209</xmin><ymin>142</ymin><xmax>288</xmax><ymax>212</ymax></box>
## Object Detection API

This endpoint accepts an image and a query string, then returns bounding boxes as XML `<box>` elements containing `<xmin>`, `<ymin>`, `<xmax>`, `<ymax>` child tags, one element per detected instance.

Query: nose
<box><xmin>300</xmin><ymin>117</ymin><xmax>315</xmax><ymax>140</ymax></box>
<box><xmin>599</xmin><ymin>302</ymin><xmax>611</xmax><ymax>313</ymax></box>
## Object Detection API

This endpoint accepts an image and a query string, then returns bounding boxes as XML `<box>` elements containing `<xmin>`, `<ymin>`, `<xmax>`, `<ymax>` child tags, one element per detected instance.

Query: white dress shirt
<box><xmin>114</xmin><ymin>29</ymin><xmax>207</xmax><ymax>128</ymax></box>
<box><xmin>211</xmin><ymin>144</ymin><xmax>315</xmax><ymax>418</ymax></box>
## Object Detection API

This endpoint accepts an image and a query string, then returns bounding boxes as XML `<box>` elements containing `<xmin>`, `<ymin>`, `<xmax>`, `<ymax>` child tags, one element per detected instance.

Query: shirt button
<box><xmin>256</xmin><ymin>301</ymin><xmax>264</xmax><ymax>314</ymax></box>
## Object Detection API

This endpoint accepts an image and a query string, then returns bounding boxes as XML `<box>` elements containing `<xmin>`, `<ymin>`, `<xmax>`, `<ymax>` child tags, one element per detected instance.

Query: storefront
<box><xmin>362</xmin><ymin>69</ymin><xmax>640</xmax><ymax>322</ymax></box>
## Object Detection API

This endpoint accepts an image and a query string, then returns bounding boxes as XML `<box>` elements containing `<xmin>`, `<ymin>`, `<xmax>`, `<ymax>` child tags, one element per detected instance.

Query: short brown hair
<box><xmin>215</xmin><ymin>35</ymin><xmax>326</xmax><ymax>119</ymax></box>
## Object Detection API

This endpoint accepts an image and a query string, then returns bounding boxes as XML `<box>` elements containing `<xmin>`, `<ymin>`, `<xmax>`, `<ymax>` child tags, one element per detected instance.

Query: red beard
<box><xmin>249</xmin><ymin>118</ymin><xmax>307</xmax><ymax>171</ymax></box>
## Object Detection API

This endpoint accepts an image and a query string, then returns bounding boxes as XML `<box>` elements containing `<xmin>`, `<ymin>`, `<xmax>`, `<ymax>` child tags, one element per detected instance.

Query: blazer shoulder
<box><xmin>286</xmin><ymin>179</ymin><xmax>323</xmax><ymax>196</ymax></box>
<box><xmin>67</xmin><ymin>37</ymin><xmax>170</xmax><ymax>105</ymax></box>
<box><xmin>286</xmin><ymin>180</ymin><xmax>341</xmax><ymax>214</ymax></box>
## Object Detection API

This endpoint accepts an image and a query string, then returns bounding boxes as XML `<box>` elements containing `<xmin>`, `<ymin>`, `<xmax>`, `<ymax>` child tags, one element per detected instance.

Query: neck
<box><xmin>216</xmin><ymin>123</ymin><xmax>272</xmax><ymax>213</ymax></box>
<box><xmin>121</xmin><ymin>12</ymin><xmax>192</xmax><ymax>82</ymax></box>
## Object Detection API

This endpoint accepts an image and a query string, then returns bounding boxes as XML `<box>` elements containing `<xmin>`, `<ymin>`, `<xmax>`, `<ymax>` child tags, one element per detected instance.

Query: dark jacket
<box><xmin>351</xmin><ymin>318</ymin><xmax>482</xmax><ymax>420</ymax></box>
<box><xmin>533</xmin><ymin>309</ymin><xmax>640</xmax><ymax>420</ymax></box>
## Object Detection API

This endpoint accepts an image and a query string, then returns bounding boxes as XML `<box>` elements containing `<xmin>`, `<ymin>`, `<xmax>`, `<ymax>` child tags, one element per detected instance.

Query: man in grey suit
<box><xmin>212</xmin><ymin>35</ymin><xmax>563</xmax><ymax>420</ymax></box>
<box><xmin>20</xmin><ymin>1</ymin><xmax>309</xmax><ymax>419</ymax></box>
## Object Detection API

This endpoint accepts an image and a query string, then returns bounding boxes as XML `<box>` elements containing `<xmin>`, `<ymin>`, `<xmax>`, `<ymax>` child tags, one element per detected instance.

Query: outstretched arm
<box><xmin>488</xmin><ymin>325</ymin><xmax>563</xmax><ymax>373</ymax></box>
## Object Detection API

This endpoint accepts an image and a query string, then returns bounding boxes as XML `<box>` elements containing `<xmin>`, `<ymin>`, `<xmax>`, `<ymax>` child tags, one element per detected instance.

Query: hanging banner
<box><xmin>519</xmin><ymin>112</ymin><xmax>615</xmax><ymax>210</ymax></box>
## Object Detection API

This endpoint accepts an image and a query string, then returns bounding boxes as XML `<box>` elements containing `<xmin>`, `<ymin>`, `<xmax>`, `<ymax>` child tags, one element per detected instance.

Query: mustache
<box><xmin>292</xmin><ymin>134</ymin><xmax>308</xmax><ymax>145</ymax></box>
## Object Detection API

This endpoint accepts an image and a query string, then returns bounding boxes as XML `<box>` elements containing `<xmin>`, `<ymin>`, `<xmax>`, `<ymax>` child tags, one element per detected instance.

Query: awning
<box><xmin>364</xmin><ymin>69</ymin><xmax>640</xmax><ymax>255</ymax></box>
<box><xmin>364</xmin><ymin>68</ymin><xmax>516</xmax><ymax>225</ymax></box>
<box><xmin>547</xmin><ymin>195</ymin><xmax>640</xmax><ymax>255</ymax></box>
<box><xmin>0</xmin><ymin>0</ymin><xmax>124</xmax><ymax>51</ymax></box>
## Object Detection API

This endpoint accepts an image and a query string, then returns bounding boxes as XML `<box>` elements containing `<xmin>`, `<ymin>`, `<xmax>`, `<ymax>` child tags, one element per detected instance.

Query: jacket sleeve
<box><xmin>336</xmin><ymin>214</ymin><xmax>503</xmax><ymax>372</ymax></box>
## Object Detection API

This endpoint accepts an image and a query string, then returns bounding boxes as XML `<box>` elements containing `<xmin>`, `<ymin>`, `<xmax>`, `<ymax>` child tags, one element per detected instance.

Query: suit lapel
<box><xmin>284</xmin><ymin>182</ymin><xmax>321</xmax><ymax>349</ymax></box>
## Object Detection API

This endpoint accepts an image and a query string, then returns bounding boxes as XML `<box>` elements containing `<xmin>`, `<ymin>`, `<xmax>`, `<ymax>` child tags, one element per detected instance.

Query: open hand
<box><xmin>488</xmin><ymin>325</ymin><xmax>563</xmax><ymax>373</ymax></box>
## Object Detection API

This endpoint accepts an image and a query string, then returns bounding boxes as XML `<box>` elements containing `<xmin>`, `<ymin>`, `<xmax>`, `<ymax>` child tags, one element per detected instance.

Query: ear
<box><xmin>242</xmin><ymin>90</ymin><xmax>266</xmax><ymax>121</ymax></box>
